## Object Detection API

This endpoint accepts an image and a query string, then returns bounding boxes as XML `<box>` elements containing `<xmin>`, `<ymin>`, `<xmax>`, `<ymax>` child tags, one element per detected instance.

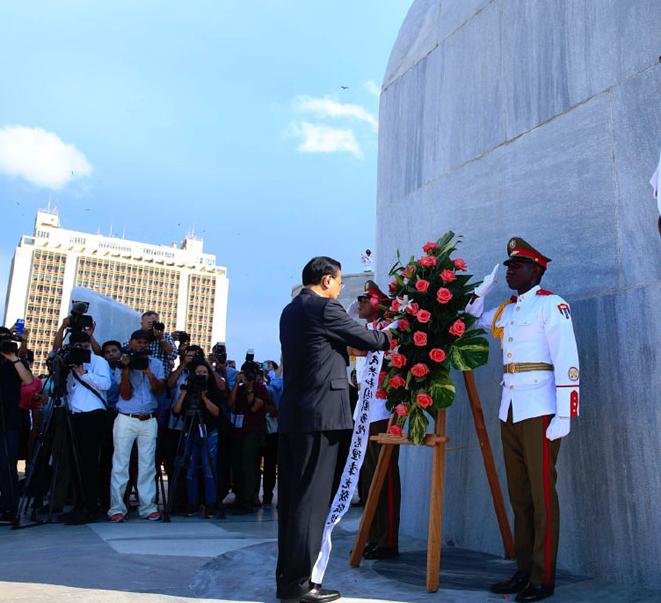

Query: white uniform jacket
<box><xmin>466</xmin><ymin>285</ymin><xmax>580</xmax><ymax>423</ymax></box>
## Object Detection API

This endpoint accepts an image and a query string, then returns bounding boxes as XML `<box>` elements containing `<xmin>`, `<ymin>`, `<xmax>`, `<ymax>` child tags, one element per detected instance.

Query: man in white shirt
<box><xmin>466</xmin><ymin>238</ymin><xmax>580</xmax><ymax>603</ymax></box>
<box><xmin>62</xmin><ymin>331</ymin><xmax>112</xmax><ymax>523</ymax></box>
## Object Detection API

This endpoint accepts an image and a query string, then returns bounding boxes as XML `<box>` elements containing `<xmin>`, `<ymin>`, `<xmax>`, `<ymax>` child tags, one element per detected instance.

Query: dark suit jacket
<box><xmin>279</xmin><ymin>288</ymin><xmax>389</xmax><ymax>434</ymax></box>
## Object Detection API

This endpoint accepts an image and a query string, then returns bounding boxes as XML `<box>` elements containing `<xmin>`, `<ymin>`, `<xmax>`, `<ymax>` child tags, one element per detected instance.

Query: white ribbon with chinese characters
<box><xmin>311</xmin><ymin>348</ymin><xmax>385</xmax><ymax>584</ymax></box>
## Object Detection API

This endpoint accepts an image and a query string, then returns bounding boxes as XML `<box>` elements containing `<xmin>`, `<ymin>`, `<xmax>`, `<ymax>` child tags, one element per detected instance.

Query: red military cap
<box><xmin>503</xmin><ymin>237</ymin><xmax>552</xmax><ymax>269</ymax></box>
<box><xmin>357</xmin><ymin>280</ymin><xmax>389</xmax><ymax>304</ymax></box>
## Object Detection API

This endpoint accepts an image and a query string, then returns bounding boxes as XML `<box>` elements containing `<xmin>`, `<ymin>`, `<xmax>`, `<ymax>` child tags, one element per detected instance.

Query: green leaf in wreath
<box><xmin>407</xmin><ymin>406</ymin><xmax>429</xmax><ymax>446</ymax></box>
<box><xmin>449</xmin><ymin>334</ymin><xmax>490</xmax><ymax>370</ymax></box>
<box><xmin>429</xmin><ymin>374</ymin><xmax>455</xmax><ymax>408</ymax></box>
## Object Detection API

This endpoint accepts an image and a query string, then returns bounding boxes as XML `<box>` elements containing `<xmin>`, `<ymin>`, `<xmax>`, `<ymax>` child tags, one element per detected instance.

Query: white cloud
<box><xmin>0</xmin><ymin>125</ymin><xmax>92</xmax><ymax>189</ymax></box>
<box><xmin>364</xmin><ymin>80</ymin><xmax>380</xmax><ymax>97</ymax></box>
<box><xmin>289</xmin><ymin>122</ymin><xmax>363</xmax><ymax>159</ymax></box>
<box><xmin>294</xmin><ymin>95</ymin><xmax>378</xmax><ymax>132</ymax></box>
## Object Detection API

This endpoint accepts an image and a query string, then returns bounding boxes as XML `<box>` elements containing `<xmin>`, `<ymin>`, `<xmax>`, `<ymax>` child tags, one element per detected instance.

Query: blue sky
<box><xmin>0</xmin><ymin>0</ymin><xmax>411</xmax><ymax>361</ymax></box>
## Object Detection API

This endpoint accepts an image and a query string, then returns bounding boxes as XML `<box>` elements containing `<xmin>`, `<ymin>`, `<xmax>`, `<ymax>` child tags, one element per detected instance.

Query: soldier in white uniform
<box><xmin>466</xmin><ymin>237</ymin><xmax>580</xmax><ymax>603</ymax></box>
<box><xmin>354</xmin><ymin>280</ymin><xmax>400</xmax><ymax>560</ymax></box>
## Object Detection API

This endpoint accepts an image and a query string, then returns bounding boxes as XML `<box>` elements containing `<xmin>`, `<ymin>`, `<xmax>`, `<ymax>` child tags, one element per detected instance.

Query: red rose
<box><xmin>397</xmin><ymin>319</ymin><xmax>411</xmax><ymax>331</ymax></box>
<box><xmin>390</xmin><ymin>353</ymin><xmax>407</xmax><ymax>368</ymax></box>
<box><xmin>410</xmin><ymin>363</ymin><xmax>430</xmax><ymax>378</ymax></box>
<box><xmin>413</xmin><ymin>331</ymin><xmax>428</xmax><ymax>347</ymax></box>
<box><xmin>389</xmin><ymin>374</ymin><xmax>406</xmax><ymax>389</ymax></box>
<box><xmin>440</xmin><ymin>269</ymin><xmax>457</xmax><ymax>283</ymax></box>
<box><xmin>394</xmin><ymin>403</ymin><xmax>409</xmax><ymax>417</ymax></box>
<box><xmin>390</xmin><ymin>299</ymin><xmax>400</xmax><ymax>312</ymax></box>
<box><xmin>418</xmin><ymin>256</ymin><xmax>437</xmax><ymax>268</ymax></box>
<box><xmin>389</xmin><ymin>424</ymin><xmax>403</xmax><ymax>437</ymax></box>
<box><xmin>422</xmin><ymin>242</ymin><xmax>437</xmax><ymax>254</ymax></box>
<box><xmin>436</xmin><ymin>287</ymin><xmax>453</xmax><ymax>304</ymax></box>
<box><xmin>453</xmin><ymin>258</ymin><xmax>468</xmax><ymax>271</ymax></box>
<box><xmin>369</xmin><ymin>297</ymin><xmax>379</xmax><ymax>308</ymax></box>
<box><xmin>375</xmin><ymin>389</ymin><xmax>387</xmax><ymax>399</ymax></box>
<box><xmin>449</xmin><ymin>319</ymin><xmax>466</xmax><ymax>337</ymax></box>
<box><xmin>429</xmin><ymin>348</ymin><xmax>446</xmax><ymax>363</ymax></box>
<box><xmin>416</xmin><ymin>393</ymin><xmax>433</xmax><ymax>408</ymax></box>
<box><xmin>378</xmin><ymin>371</ymin><xmax>386</xmax><ymax>385</ymax></box>
<box><xmin>416</xmin><ymin>309</ymin><xmax>431</xmax><ymax>324</ymax></box>
<box><xmin>415</xmin><ymin>279</ymin><xmax>430</xmax><ymax>293</ymax></box>
<box><xmin>389</xmin><ymin>337</ymin><xmax>399</xmax><ymax>350</ymax></box>
<box><xmin>404</xmin><ymin>302</ymin><xmax>419</xmax><ymax>315</ymax></box>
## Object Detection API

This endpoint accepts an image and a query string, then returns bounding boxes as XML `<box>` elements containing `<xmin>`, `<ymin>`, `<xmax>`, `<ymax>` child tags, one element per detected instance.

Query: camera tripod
<box><xmin>13</xmin><ymin>387</ymin><xmax>88</xmax><ymax>529</ymax></box>
<box><xmin>165</xmin><ymin>405</ymin><xmax>224</xmax><ymax>521</ymax></box>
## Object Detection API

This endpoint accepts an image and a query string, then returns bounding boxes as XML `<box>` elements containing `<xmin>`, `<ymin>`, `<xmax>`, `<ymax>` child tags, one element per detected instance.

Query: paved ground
<box><xmin>1</xmin><ymin>507</ymin><xmax>660</xmax><ymax>602</ymax></box>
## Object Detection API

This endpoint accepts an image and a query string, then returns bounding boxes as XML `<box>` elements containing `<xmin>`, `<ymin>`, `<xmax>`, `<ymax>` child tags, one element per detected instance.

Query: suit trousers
<box><xmin>501</xmin><ymin>408</ymin><xmax>561</xmax><ymax>586</ymax></box>
<box><xmin>276</xmin><ymin>430</ymin><xmax>347</xmax><ymax>598</ymax></box>
<box><xmin>360</xmin><ymin>418</ymin><xmax>400</xmax><ymax>549</ymax></box>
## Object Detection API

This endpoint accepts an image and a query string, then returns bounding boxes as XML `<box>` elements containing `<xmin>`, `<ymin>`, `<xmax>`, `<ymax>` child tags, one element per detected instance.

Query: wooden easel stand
<box><xmin>349</xmin><ymin>370</ymin><xmax>514</xmax><ymax>592</ymax></box>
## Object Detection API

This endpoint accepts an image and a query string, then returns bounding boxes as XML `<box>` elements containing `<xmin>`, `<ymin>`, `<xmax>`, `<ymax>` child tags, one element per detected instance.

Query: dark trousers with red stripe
<box><xmin>360</xmin><ymin>418</ymin><xmax>400</xmax><ymax>549</ymax></box>
<box><xmin>501</xmin><ymin>409</ymin><xmax>561</xmax><ymax>586</ymax></box>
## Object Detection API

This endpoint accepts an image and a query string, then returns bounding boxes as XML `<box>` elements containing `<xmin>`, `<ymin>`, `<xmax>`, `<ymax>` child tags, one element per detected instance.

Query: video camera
<box><xmin>121</xmin><ymin>349</ymin><xmax>150</xmax><ymax>370</ymax></box>
<box><xmin>0</xmin><ymin>331</ymin><xmax>20</xmax><ymax>355</ymax></box>
<box><xmin>63</xmin><ymin>347</ymin><xmax>91</xmax><ymax>366</ymax></box>
<box><xmin>173</xmin><ymin>330</ymin><xmax>190</xmax><ymax>343</ymax></box>
<box><xmin>180</xmin><ymin>373</ymin><xmax>208</xmax><ymax>413</ymax></box>
<box><xmin>69</xmin><ymin>301</ymin><xmax>94</xmax><ymax>333</ymax></box>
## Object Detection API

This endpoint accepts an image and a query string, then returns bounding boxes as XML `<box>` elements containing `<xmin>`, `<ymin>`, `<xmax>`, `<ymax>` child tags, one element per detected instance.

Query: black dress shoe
<box><xmin>490</xmin><ymin>571</ymin><xmax>530</xmax><ymax>594</ymax></box>
<box><xmin>299</xmin><ymin>585</ymin><xmax>341</xmax><ymax>603</ymax></box>
<box><xmin>515</xmin><ymin>583</ymin><xmax>554</xmax><ymax>602</ymax></box>
<box><xmin>363</xmin><ymin>546</ymin><xmax>399</xmax><ymax>560</ymax></box>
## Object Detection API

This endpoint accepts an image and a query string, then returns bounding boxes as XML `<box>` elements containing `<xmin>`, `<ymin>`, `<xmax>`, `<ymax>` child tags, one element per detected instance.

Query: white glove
<box><xmin>545</xmin><ymin>416</ymin><xmax>570</xmax><ymax>441</ymax></box>
<box><xmin>473</xmin><ymin>264</ymin><xmax>500</xmax><ymax>298</ymax></box>
<box><xmin>347</xmin><ymin>300</ymin><xmax>360</xmax><ymax>320</ymax></box>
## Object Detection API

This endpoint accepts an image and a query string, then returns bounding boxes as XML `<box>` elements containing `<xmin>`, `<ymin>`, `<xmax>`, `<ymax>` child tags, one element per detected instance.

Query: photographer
<box><xmin>228</xmin><ymin>362</ymin><xmax>267</xmax><ymax>514</ymax></box>
<box><xmin>108</xmin><ymin>330</ymin><xmax>165</xmax><ymax>522</ymax></box>
<box><xmin>60</xmin><ymin>332</ymin><xmax>112</xmax><ymax>523</ymax></box>
<box><xmin>0</xmin><ymin>327</ymin><xmax>34</xmax><ymax>521</ymax></box>
<box><xmin>53</xmin><ymin>305</ymin><xmax>102</xmax><ymax>356</ymax></box>
<box><xmin>261</xmin><ymin>360</ymin><xmax>282</xmax><ymax>506</ymax></box>
<box><xmin>137</xmin><ymin>311</ymin><xmax>177</xmax><ymax>373</ymax></box>
<box><xmin>209</xmin><ymin>342</ymin><xmax>237</xmax><ymax>389</ymax></box>
<box><xmin>172</xmin><ymin>360</ymin><xmax>222</xmax><ymax>516</ymax></box>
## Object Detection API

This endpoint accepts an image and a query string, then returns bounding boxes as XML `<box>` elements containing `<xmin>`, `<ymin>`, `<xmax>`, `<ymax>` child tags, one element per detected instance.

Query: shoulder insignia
<box><xmin>537</xmin><ymin>289</ymin><xmax>554</xmax><ymax>296</ymax></box>
<box><xmin>557</xmin><ymin>303</ymin><xmax>571</xmax><ymax>319</ymax></box>
<box><xmin>510</xmin><ymin>295</ymin><xmax>518</xmax><ymax>303</ymax></box>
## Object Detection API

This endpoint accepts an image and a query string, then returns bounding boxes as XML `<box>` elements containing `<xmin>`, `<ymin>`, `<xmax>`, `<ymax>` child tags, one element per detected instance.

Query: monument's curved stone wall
<box><xmin>376</xmin><ymin>0</ymin><xmax>661</xmax><ymax>588</ymax></box>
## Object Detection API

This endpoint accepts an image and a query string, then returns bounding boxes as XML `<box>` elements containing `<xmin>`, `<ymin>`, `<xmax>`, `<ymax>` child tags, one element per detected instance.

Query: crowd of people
<box><xmin>0</xmin><ymin>310</ymin><xmax>283</xmax><ymax>525</ymax></box>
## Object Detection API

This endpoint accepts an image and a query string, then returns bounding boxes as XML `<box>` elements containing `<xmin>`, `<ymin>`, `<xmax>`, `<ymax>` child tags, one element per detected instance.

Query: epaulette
<box><xmin>537</xmin><ymin>289</ymin><xmax>554</xmax><ymax>296</ymax></box>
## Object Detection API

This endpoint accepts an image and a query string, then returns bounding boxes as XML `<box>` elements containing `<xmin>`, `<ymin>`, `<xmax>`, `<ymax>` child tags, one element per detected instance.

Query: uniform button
<box><xmin>508</xmin><ymin>337</ymin><xmax>513</xmax><ymax>342</ymax></box>
<box><xmin>507</xmin><ymin>353</ymin><xmax>512</xmax><ymax>358</ymax></box>
<box><xmin>509</xmin><ymin>385</ymin><xmax>514</xmax><ymax>390</ymax></box>
<box><xmin>510</xmin><ymin>321</ymin><xmax>514</xmax><ymax>325</ymax></box>
<box><xmin>534</xmin><ymin>379</ymin><xmax>538</xmax><ymax>383</ymax></box>
<box><xmin>515</xmin><ymin>307</ymin><xmax>521</xmax><ymax>312</ymax></box>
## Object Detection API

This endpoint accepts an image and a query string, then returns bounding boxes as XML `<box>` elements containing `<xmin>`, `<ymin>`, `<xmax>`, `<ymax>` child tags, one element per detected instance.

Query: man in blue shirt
<box><xmin>108</xmin><ymin>330</ymin><xmax>165</xmax><ymax>522</ymax></box>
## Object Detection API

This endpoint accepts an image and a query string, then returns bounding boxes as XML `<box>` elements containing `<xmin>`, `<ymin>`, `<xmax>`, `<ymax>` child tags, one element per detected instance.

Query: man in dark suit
<box><xmin>277</xmin><ymin>257</ymin><xmax>390</xmax><ymax>603</ymax></box>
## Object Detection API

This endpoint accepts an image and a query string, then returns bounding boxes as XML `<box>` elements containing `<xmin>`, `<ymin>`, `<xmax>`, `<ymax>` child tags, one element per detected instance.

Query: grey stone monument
<box><xmin>375</xmin><ymin>0</ymin><xmax>661</xmax><ymax>589</ymax></box>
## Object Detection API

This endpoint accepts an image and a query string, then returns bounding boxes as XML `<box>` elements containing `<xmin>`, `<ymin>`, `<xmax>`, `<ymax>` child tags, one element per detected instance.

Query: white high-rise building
<box><xmin>4</xmin><ymin>208</ymin><xmax>229</xmax><ymax>370</ymax></box>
